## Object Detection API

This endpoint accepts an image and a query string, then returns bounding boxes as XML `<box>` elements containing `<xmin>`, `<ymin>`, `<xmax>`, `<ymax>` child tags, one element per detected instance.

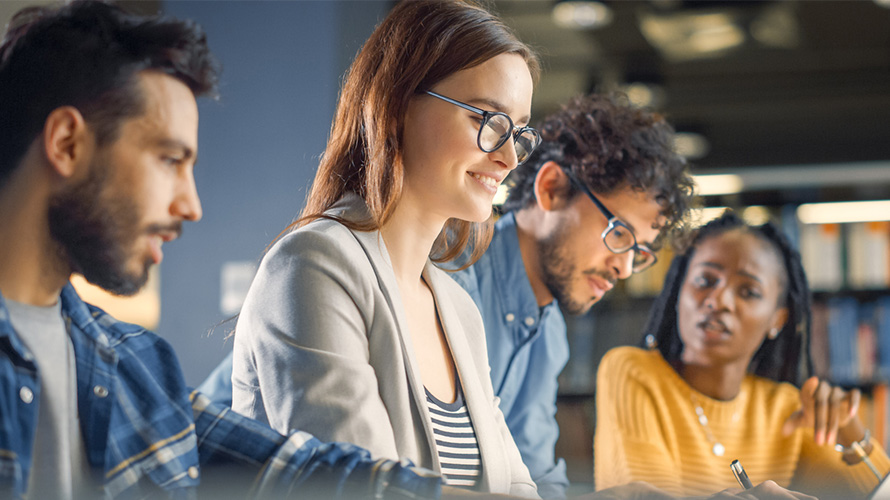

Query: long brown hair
<box><xmin>292</xmin><ymin>0</ymin><xmax>539</xmax><ymax>266</ymax></box>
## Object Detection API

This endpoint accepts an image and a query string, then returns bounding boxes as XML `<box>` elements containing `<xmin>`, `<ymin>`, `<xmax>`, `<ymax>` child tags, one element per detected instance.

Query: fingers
<box><xmin>849</xmin><ymin>388</ymin><xmax>861</xmax><ymax>419</ymax></box>
<box><xmin>737</xmin><ymin>480</ymin><xmax>818</xmax><ymax>500</ymax></box>
<box><xmin>814</xmin><ymin>382</ymin><xmax>859</xmax><ymax>446</ymax></box>
<box><xmin>813</xmin><ymin>380</ymin><xmax>830</xmax><ymax>445</ymax></box>
<box><xmin>781</xmin><ymin>410</ymin><xmax>803</xmax><ymax>437</ymax></box>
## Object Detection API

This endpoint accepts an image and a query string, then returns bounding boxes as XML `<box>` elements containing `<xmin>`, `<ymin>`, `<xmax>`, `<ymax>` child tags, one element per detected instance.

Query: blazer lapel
<box><xmin>423</xmin><ymin>263</ymin><xmax>507</xmax><ymax>492</ymax></box>
<box><xmin>344</xmin><ymin>224</ymin><xmax>438</xmax><ymax>468</ymax></box>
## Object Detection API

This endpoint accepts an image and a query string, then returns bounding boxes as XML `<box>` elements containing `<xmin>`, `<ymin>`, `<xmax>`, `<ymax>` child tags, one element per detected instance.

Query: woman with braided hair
<box><xmin>595</xmin><ymin>211</ymin><xmax>890</xmax><ymax>499</ymax></box>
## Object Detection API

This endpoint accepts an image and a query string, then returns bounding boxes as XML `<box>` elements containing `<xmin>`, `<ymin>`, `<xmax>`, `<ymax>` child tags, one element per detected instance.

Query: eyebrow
<box><xmin>697</xmin><ymin>262</ymin><xmax>764</xmax><ymax>284</ymax></box>
<box><xmin>467</xmin><ymin>97</ymin><xmax>531</xmax><ymax>125</ymax></box>
<box><xmin>157</xmin><ymin>138</ymin><xmax>197</xmax><ymax>163</ymax></box>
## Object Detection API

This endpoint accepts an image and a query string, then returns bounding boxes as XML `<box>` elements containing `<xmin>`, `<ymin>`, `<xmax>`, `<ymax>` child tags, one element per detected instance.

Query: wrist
<box><xmin>836</xmin><ymin>428</ymin><xmax>873</xmax><ymax>465</ymax></box>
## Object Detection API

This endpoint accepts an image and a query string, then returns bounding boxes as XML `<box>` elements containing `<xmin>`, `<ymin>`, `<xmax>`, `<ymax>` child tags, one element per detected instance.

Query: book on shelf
<box><xmin>847</xmin><ymin>221</ymin><xmax>890</xmax><ymax>289</ymax></box>
<box><xmin>799</xmin><ymin>223</ymin><xmax>844</xmax><ymax>291</ymax></box>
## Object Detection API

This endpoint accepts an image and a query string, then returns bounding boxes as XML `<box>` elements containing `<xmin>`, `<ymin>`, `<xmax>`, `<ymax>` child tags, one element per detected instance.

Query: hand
<box><xmin>703</xmin><ymin>480</ymin><xmax>818</xmax><ymax>500</ymax></box>
<box><xmin>782</xmin><ymin>376</ymin><xmax>860</xmax><ymax>446</ymax></box>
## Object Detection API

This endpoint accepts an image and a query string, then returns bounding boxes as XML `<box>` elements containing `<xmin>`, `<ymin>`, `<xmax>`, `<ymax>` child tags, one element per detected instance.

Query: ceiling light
<box><xmin>639</xmin><ymin>10</ymin><xmax>745</xmax><ymax>61</ymax></box>
<box><xmin>620</xmin><ymin>82</ymin><xmax>666</xmax><ymax>108</ymax></box>
<box><xmin>689</xmin><ymin>207</ymin><xmax>731</xmax><ymax>227</ymax></box>
<box><xmin>552</xmin><ymin>1</ymin><xmax>613</xmax><ymax>30</ymax></box>
<box><xmin>691</xmin><ymin>174</ymin><xmax>743</xmax><ymax>196</ymax></box>
<box><xmin>797</xmin><ymin>200</ymin><xmax>890</xmax><ymax>224</ymax></box>
<box><xmin>742</xmin><ymin>206</ymin><xmax>771</xmax><ymax>226</ymax></box>
<box><xmin>874</xmin><ymin>0</ymin><xmax>890</xmax><ymax>8</ymax></box>
<box><xmin>674</xmin><ymin>132</ymin><xmax>710</xmax><ymax>161</ymax></box>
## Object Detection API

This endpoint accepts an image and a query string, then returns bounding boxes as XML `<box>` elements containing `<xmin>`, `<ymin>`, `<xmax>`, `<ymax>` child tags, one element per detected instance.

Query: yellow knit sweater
<box><xmin>594</xmin><ymin>346</ymin><xmax>890</xmax><ymax>499</ymax></box>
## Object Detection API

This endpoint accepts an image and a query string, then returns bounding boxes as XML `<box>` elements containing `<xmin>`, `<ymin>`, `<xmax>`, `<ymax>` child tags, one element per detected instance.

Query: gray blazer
<box><xmin>231</xmin><ymin>194</ymin><xmax>537</xmax><ymax>497</ymax></box>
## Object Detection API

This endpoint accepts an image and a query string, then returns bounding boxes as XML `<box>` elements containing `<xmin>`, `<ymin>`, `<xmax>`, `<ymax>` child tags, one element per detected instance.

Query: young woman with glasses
<box><xmin>230</xmin><ymin>0</ymin><xmax>541</xmax><ymax>495</ymax></box>
<box><xmin>594</xmin><ymin>211</ymin><xmax>890</xmax><ymax>499</ymax></box>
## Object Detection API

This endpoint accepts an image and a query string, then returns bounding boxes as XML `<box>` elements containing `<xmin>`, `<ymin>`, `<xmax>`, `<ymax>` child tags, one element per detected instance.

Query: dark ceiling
<box><xmin>494</xmin><ymin>0</ymin><xmax>890</xmax><ymax>176</ymax></box>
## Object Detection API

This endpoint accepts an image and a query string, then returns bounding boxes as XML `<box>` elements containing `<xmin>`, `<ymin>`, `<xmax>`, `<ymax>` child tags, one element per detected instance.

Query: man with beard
<box><xmin>0</xmin><ymin>2</ymin><xmax>442</xmax><ymax>499</ymax></box>
<box><xmin>448</xmin><ymin>93</ymin><xmax>695</xmax><ymax>499</ymax></box>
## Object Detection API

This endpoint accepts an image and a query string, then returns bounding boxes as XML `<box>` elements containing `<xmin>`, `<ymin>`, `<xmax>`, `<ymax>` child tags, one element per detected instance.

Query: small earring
<box><xmin>768</xmin><ymin>328</ymin><xmax>779</xmax><ymax>339</ymax></box>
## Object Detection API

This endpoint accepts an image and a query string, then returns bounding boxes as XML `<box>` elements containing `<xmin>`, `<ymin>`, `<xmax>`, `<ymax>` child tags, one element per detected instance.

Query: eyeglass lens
<box><xmin>478</xmin><ymin>114</ymin><xmax>539</xmax><ymax>164</ymax></box>
<box><xmin>603</xmin><ymin>224</ymin><xmax>656</xmax><ymax>272</ymax></box>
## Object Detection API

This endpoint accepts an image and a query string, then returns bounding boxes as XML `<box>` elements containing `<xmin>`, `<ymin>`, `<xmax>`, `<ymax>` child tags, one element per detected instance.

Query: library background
<box><xmin>3</xmin><ymin>0</ymin><xmax>889</xmax><ymax>492</ymax></box>
<box><xmin>490</xmin><ymin>0</ymin><xmax>890</xmax><ymax>486</ymax></box>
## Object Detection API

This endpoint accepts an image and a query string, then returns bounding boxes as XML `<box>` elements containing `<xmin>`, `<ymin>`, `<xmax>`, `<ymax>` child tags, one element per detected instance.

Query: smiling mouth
<box><xmin>468</xmin><ymin>172</ymin><xmax>500</xmax><ymax>189</ymax></box>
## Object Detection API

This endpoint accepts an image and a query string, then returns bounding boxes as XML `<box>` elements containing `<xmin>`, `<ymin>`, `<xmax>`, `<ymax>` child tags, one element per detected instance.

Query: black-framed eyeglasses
<box><xmin>563</xmin><ymin>169</ymin><xmax>658</xmax><ymax>273</ymax></box>
<box><xmin>425</xmin><ymin>90</ymin><xmax>541</xmax><ymax>165</ymax></box>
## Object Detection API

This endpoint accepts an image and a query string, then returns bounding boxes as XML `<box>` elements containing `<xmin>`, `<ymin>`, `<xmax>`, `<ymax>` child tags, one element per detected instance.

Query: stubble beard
<box><xmin>537</xmin><ymin>224</ymin><xmax>610</xmax><ymax>316</ymax></box>
<box><xmin>48</xmin><ymin>160</ymin><xmax>149</xmax><ymax>296</ymax></box>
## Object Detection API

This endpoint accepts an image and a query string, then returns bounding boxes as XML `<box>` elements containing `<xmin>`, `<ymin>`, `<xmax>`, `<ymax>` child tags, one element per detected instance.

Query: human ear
<box><xmin>768</xmin><ymin>306</ymin><xmax>789</xmax><ymax>339</ymax></box>
<box><xmin>533</xmin><ymin>161</ymin><xmax>571</xmax><ymax>211</ymax></box>
<box><xmin>43</xmin><ymin>106</ymin><xmax>89</xmax><ymax>179</ymax></box>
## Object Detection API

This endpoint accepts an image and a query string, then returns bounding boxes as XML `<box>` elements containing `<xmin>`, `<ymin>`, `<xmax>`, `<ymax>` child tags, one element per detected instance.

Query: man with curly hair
<box><xmin>448</xmin><ymin>93</ymin><xmax>695</xmax><ymax>498</ymax></box>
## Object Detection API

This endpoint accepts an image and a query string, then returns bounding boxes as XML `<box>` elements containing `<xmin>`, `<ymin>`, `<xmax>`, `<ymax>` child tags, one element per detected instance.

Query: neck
<box><xmin>513</xmin><ymin>207</ymin><xmax>554</xmax><ymax>307</ymax></box>
<box><xmin>678</xmin><ymin>358</ymin><xmax>749</xmax><ymax>401</ymax></box>
<box><xmin>0</xmin><ymin>165</ymin><xmax>69</xmax><ymax>306</ymax></box>
<box><xmin>378</xmin><ymin>198</ymin><xmax>446</xmax><ymax>293</ymax></box>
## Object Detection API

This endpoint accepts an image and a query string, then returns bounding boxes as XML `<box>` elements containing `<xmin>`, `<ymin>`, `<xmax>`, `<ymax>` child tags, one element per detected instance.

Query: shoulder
<box><xmin>258</xmin><ymin>219</ymin><xmax>379</xmax><ymax>289</ymax></box>
<box><xmin>83</xmin><ymin>302</ymin><xmax>174</xmax><ymax>356</ymax></box>
<box><xmin>267</xmin><ymin>218</ymin><xmax>366</xmax><ymax>267</ymax></box>
<box><xmin>599</xmin><ymin>346</ymin><xmax>663</xmax><ymax>380</ymax></box>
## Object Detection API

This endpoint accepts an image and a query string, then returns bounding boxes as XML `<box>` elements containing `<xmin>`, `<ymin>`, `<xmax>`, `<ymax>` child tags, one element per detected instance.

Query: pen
<box><xmin>730</xmin><ymin>459</ymin><xmax>754</xmax><ymax>490</ymax></box>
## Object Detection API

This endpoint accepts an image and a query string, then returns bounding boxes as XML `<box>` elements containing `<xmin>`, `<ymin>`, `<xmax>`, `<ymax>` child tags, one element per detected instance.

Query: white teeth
<box><xmin>470</xmin><ymin>173</ymin><xmax>499</xmax><ymax>188</ymax></box>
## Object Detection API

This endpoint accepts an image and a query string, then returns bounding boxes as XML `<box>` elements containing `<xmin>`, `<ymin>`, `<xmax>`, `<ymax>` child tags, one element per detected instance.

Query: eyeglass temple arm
<box><xmin>562</xmin><ymin>168</ymin><xmax>618</xmax><ymax>221</ymax></box>
<box><xmin>424</xmin><ymin>91</ymin><xmax>485</xmax><ymax>115</ymax></box>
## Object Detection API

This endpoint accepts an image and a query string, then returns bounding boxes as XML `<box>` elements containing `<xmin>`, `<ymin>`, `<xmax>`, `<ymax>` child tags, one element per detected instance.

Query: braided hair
<box><xmin>641</xmin><ymin>211</ymin><xmax>814</xmax><ymax>386</ymax></box>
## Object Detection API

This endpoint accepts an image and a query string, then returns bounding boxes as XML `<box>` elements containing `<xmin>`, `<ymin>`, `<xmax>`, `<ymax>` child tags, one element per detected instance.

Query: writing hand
<box><xmin>704</xmin><ymin>480</ymin><xmax>818</xmax><ymax>499</ymax></box>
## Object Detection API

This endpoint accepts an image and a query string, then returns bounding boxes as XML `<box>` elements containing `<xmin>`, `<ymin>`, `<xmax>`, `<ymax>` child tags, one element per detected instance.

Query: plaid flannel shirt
<box><xmin>0</xmin><ymin>284</ymin><xmax>441</xmax><ymax>499</ymax></box>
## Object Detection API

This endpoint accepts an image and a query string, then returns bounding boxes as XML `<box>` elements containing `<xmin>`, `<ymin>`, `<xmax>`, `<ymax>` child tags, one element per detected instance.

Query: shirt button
<box><xmin>505</xmin><ymin>313</ymin><xmax>515</xmax><ymax>322</ymax></box>
<box><xmin>524</xmin><ymin>317</ymin><xmax>535</xmax><ymax>326</ymax></box>
<box><xmin>19</xmin><ymin>386</ymin><xmax>33</xmax><ymax>404</ymax></box>
<box><xmin>188</xmin><ymin>466</ymin><xmax>199</xmax><ymax>479</ymax></box>
<box><xmin>93</xmin><ymin>385</ymin><xmax>109</xmax><ymax>398</ymax></box>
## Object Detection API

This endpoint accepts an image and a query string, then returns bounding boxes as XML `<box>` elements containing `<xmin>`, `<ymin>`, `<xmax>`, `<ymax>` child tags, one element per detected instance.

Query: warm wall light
<box><xmin>552</xmin><ymin>1</ymin><xmax>613</xmax><ymax>30</ymax></box>
<box><xmin>691</xmin><ymin>173</ymin><xmax>743</xmax><ymax>195</ymax></box>
<box><xmin>493</xmin><ymin>183</ymin><xmax>510</xmax><ymax>206</ymax></box>
<box><xmin>797</xmin><ymin>200</ymin><xmax>890</xmax><ymax>224</ymax></box>
<box><xmin>70</xmin><ymin>266</ymin><xmax>161</xmax><ymax>330</ymax></box>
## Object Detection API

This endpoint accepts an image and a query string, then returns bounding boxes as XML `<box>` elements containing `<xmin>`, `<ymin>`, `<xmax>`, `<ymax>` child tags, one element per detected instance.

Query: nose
<box><xmin>171</xmin><ymin>166</ymin><xmax>203</xmax><ymax>222</ymax></box>
<box><xmin>488</xmin><ymin>140</ymin><xmax>519</xmax><ymax>171</ymax></box>
<box><xmin>607</xmin><ymin>250</ymin><xmax>634</xmax><ymax>281</ymax></box>
<box><xmin>704</xmin><ymin>284</ymin><xmax>733</xmax><ymax>311</ymax></box>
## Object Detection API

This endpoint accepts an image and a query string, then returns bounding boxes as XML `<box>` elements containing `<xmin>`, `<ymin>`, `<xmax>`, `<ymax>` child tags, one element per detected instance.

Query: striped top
<box><xmin>595</xmin><ymin>346</ymin><xmax>890</xmax><ymax>499</ymax></box>
<box><xmin>426</xmin><ymin>386</ymin><xmax>482</xmax><ymax>488</ymax></box>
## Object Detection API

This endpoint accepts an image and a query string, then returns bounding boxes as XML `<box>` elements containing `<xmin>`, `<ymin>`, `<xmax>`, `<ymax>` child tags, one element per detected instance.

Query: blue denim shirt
<box><xmin>0</xmin><ymin>284</ymin><xmax>441</xmax><ymax>499</ymax></box>
<box><xmin>450</xmin><ymin>212</ymin><xmax>569</xmax><ymax>499</ymax></box>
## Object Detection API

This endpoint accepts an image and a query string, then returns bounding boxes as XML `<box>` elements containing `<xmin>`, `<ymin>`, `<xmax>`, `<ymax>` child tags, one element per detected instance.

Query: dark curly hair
<box><xmin>0</xmin><ymin>0</ymin><xmax>220</xmax><ymax>186</ymax></box>
<box><xmin>502</xmin><ymin>92</ymin><xmax>694</xmax><ymax>250</ymax></box>
<box><xmin>642</xmin><ymin>211</ymin><xmax>814</xmax><ymax>386</ymax></box>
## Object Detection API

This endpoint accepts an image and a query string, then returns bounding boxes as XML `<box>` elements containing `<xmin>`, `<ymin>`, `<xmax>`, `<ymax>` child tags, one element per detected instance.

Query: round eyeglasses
<box><xmin>425</xmin><ymin>90</ymin><xmax>541</xmax><ymax>165</ymax></box>
<box><xmin>563</xmin><ymin>169</ymin><xmax>658</xmax><ymax>273</ymax></box>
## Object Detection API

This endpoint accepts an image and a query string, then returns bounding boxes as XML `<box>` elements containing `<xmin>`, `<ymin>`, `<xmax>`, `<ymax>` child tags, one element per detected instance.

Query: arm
<box><xmin>232</xmin><ymin>228</ymin><xmax>399</xmax><ymax>459</ymax></box>
<box><xmin>191</xmin><ymin>391</ymin><xmax>442</xmax><ymax>499</ymax></box>
<box><xmin>504</xmin><ymin>330</ymin><xmax>569</xmax><ymax>499</ymax></box>
<box><xmin>594</xmin><ymin>349</ymin><xmax>682</xmax><ymax>495</ymax></box>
